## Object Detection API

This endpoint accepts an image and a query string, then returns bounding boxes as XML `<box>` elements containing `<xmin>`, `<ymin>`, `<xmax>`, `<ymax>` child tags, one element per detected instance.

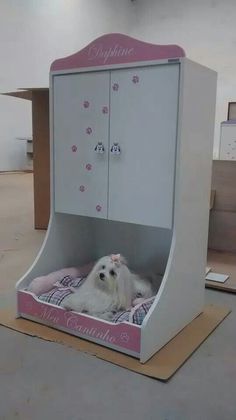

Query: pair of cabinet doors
<box><xmin>53</xmin><ymin>63</ymin><xmax>179</xmax><ymax>228</ymax></box>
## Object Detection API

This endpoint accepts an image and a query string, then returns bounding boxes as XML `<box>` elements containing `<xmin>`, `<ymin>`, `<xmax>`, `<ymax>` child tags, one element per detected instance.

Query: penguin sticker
<box><xmin>95</xmin><ymin>142</ymin><xmax>105</xmax><ymax>154</ymax></box>
<box><xmin>111</xmin><ymin>142</ymin><xmax>121</xmax><ymax>155</ymax></box>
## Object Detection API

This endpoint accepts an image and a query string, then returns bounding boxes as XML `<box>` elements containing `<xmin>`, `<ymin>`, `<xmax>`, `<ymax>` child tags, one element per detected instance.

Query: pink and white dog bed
<box><xmin>28</xmin><ymin>265</ymin><xmax>155</xmax><ymax>325</ymax></box>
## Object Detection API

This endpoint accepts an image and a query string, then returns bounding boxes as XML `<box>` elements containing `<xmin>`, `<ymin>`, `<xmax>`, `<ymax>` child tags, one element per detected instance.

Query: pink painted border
<box><xmin>17</xmin><ymin>291</ymin><xmax>141</xmax><ymax>355</ymax></box>
<box><xmin>51</xmin><ymin>33</ymin><xmax>185</xmax><ymax>71</ymax></box>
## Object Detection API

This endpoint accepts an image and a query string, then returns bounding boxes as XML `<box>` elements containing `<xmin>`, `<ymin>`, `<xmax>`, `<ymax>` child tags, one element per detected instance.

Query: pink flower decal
<box><xmin>83</xmin><ymin>100</ymin><xmax>90</xmax><ymax>108</ymax></box>
<box><xmin>96</xmin><ymin>205</ymin><xmax>102</xmax><ymax>212</ymax></box>
<box><xmin>85</xmin><ymin>163</ymin><xmax>92</xmax><ymax>171</ymax></box>
<box><xmin>86</xmin><ymin>127</ymin><xmax>92</xmax><ymax>135</ymax></box>
<box><xmin>112</xmin><ymin>83</ymin><xmax>119</xmax><ymax>91</ymax></box>
<box><xmin>71</xmin><ymin>145</ymin><xmax>77</xmax><ymax>152</ymax></box>
<box><xmin>102</xmin><ymin>106</ymin><xmax>108</xmax><ymax>114</ymax></box>
<box><xmin>120</xmin><ymin>332</ymin><xmax>129</xmax><ymax>343</ymax></box>
<box><xmin>132</xmin><ymin>75</ymin><xmax>139</xmax><ymax>84</ymax></box>
<box><xmin>79</xmin><ymin>185</ymin><xmax>85</xmax><ymax>192</ymax></box>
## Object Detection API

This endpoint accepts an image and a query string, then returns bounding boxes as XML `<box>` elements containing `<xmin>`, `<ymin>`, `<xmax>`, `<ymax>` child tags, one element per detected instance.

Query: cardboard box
<box><xmin>2</xmin><ymin>88</ymin><xmax>50</xmax><ymax>230</ymax></box>
<box><xmin>206</xmin><ymin>250</ymin><xmax>236</xmax><ymax>292</ymax></box>
<box><xmin>208</xmin><ymin>160</ymin><xmax>236</xmax><ymax>253</ymax></box>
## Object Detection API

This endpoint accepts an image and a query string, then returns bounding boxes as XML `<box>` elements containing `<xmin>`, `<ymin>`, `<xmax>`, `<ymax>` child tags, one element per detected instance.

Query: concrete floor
<box><xmin>0</xmin><ymin>173</ymin><xmax>236</xmax><ymax>420</ymax></box>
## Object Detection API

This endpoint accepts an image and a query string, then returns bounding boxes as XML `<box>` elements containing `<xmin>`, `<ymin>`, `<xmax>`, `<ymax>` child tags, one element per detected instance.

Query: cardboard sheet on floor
<box><xmin>0</xmin><ymin>304</ymin><xmax>230</xmax><ymax>381</ymax></box>
<box><xmin>206</xmin><ymin>250</ymin><xmax>236</xmax><ymax>293</ymax></box>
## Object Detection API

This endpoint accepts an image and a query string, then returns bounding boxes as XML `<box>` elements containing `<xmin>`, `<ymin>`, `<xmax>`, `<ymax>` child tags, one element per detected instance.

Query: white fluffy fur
<box><xmin>62</xmin><ymin>255</ymin><xmax>155</xmax><ymax>320</ymax></box>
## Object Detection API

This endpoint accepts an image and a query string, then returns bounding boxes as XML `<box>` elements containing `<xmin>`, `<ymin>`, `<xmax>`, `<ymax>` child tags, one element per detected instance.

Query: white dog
<box><xmin>62</xmin><ymin>254</ymin><xmax>156</xmax><ymax>320</ymax></box>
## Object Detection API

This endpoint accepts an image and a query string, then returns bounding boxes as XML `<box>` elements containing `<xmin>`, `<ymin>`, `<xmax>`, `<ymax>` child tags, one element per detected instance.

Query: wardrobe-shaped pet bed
<box><xmin>16</xmin><ymin>34</ymin><xmax>217</xmax><ymax>363</ymax></box>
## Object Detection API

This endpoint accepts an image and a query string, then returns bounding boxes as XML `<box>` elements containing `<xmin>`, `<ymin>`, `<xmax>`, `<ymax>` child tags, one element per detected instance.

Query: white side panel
<box><xmin>53</xmin><ymin>72</ymin><xmax>110</xmax><ymax>218</ymax></box>
<box><xmin>219</xmin><ymin>124</ymin><xmax>236</xmax><ymax>160</ymax></box>
<box><xmin>16</xmin><ymin>213</ymin><xmax>95</xmax><ymax>291</ymax></box>
<box><xmin>90</xmin><ymin>219</ymin><xmax>172</xmax><ymax>273</ymax></box>
<box><xmin>141</xmin><ymin>59</ymin><xmax>217</xmax><ymax>362</ymax></box>
<box><xmin>108</xmin><ymin>64</ymin><xmax>179</xmax><ymax>228</ymax></box>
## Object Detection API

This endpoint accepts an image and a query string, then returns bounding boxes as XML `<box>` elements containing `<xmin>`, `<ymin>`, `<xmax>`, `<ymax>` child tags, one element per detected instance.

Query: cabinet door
<box><xmin>53</xmin><ymin>72</ymin><xmax>110</xmax><ymax>218</ymax></box>
<box><xmin>109</xmin><ymin>64</ymin><xmax>179</xmax><ymax>228</ymax></box>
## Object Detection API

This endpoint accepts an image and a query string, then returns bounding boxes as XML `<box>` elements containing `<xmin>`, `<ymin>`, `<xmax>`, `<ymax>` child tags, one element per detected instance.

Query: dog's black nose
<box><xmin>99</xmin><ymin>273</ymin><xmax>105</xmax><ymax>280</ymax></box>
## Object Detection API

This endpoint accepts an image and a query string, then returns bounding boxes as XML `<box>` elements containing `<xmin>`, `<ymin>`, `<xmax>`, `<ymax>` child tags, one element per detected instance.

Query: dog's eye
<box><xmin>101</xmin><ymin>265</ymin><xmax>105</xmax><ymax>269</ymax></box>
<box><xmin>110</xmin><ymin>269</ymin><xmax>116</xmax><ymax>277</ymax></box>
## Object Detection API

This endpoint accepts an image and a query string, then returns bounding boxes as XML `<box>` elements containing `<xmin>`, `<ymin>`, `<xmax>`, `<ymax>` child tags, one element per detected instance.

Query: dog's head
<box><xmin>88</xmin><ymin>254</ymin><xmax>132</xmax><ymax>310</ymax></box>
<box><xmin>90</xmin><ymin>255</ymin><xmax>124</xmax><ymax>292</ymax></box>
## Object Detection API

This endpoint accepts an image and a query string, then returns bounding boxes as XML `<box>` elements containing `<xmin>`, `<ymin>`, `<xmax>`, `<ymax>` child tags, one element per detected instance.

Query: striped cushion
<box><xmin>38</xmin><ymin>275</ymin><xmax>154</xmax><ymax>325</ymax></box>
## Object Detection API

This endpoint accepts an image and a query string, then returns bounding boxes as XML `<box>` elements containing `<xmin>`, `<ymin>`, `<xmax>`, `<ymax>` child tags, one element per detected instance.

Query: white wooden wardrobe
<box><xmin>16</xmin><ymin>34</ymin><xmax>217</xmax><ymax>362</ymax></box>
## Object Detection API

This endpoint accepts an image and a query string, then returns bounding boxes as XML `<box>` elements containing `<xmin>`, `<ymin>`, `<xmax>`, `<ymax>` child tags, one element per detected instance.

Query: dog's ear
<box><xmin>119</xmin><ymin>255</ymin><xmax>127</xmax><ymax>266</ymax></box>
<box><xmin>116</xmin><ymin>265</ymin><xmax>133</xmax><ymax>309</ymax></box>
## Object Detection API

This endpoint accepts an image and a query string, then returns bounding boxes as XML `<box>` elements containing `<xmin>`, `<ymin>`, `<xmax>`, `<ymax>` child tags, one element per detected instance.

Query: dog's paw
<box><xmin>98</xmin><ymin>311</ymin><xmax>114</xmax><ymax>321</ymax></box>
<box><xmin>132</xmin><ymin>297</ymin><xmax>147</xmax><ymax>306</ymax></box>
<box><xmin>61</xmin><ymin>299</ymin><xmax>75</xmax><ymax>311</ymax></box>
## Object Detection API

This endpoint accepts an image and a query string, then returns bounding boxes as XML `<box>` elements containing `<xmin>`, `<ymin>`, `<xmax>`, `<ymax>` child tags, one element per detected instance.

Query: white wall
<box><xmin>0</xmin><ymin>0</ymin><xmax>135</xmax><ymax>170</ymax></box>
<box><xmin>129</xmin><ymin>0</ymin><xmax>236</xmax><ymax>159</ymax></box>
<box><xmin>0</xmin><ymin>0</ymin><xmax>235</xmax><ymax>169</ymax></box>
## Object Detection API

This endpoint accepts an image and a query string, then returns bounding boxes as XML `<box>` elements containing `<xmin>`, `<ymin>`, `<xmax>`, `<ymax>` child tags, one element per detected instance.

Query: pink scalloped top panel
<box><xmin>51</xmin><ymin>33</ymin><xmax>185</xmax><ymax>71</ymax></box>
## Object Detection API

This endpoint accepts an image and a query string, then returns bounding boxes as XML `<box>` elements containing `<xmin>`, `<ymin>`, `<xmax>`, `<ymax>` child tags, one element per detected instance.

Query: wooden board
<box><xmin>2</xmin><ymin>91</ymin><xmax>32</xmax><ymax>100</ymax></box>
<box><xmin>208</xmin><ymin>211</ymin><xmax>236</xmax><ymax>253</ymax></box>
<box><xmin>208</xmin><ymin>160</ymin><xmax>236</xmax><ymax>253</ymax></box>
<box><xmin>206</xmin><ymin>250</ymin><xmax>236</xmax><ymax>292</ymax></box>
<box><xmin>211</xmin><ymin>160</ymin><xmax>236</xmax><ymax>211</ymax></box>
<box><xmin>1</xmin><ymin>88</ymin><xmax>50</xmax><ymax>230</ymax></box>
<box><xmin>0</xmin><ymin>304</ymin><xmax>230</xmax><ymax>381</ymax></box>
<box><xmin>210</xmin><ymin>189</ymin><xmax>216</xmax><ymax>210</ymax></box>
<box><xmin>32</xmin><ymin>90</ymin><xmax>50</xmax><ymax>229</ymax></box>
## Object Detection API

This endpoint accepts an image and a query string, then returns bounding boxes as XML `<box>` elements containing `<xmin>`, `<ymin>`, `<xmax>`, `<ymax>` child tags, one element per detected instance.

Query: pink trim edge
<box><xmin>17</xmin><ymin>290</ymin><xmax>141</xmax><ymax>355</ymax></box>
<box><xmin>51</xmin><ymin>33</ymin><xmax>185</xmax><ymax>71</ymax></box>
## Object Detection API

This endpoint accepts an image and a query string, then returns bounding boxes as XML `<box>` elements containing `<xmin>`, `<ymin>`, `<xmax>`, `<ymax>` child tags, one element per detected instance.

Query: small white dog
<box><xmin>62</xmin><ymin>254</ymin><xmax>156</xmax><ymax>320</ymax></box>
